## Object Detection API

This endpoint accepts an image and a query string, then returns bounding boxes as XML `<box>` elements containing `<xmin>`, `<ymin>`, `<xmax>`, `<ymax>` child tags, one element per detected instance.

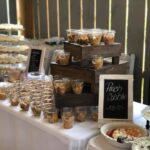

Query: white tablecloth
<box><xmin>0</xmin><ymin>100</ymin><xmax>99</xmax><ymax>150</ymax></box>
<box><xmin>86</xmin><ymin>102</ymin><xmax>148</xmax><ymax>150</ymax></box>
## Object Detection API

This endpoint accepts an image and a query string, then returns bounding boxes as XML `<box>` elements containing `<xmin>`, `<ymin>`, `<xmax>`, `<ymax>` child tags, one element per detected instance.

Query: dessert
<box><xmin>56</xmin><ymin>51</ymin><xmax>70</xmax><ymax>65</ymax></box>
<box><xmin>0</xmin><ymin>45</ymin><xmax>29</xmax><ymax>53</ymax></box>
<box><xmin>66</xmin><ymin>29</ymin><xmax>78</xmax><ymax>43</ymax></box>
<box><xmin>77</xmin><ymin>30</ymin><xmax>89</xmax><ymax>45</ymax></box>
<box><xmin>10</xmin><ymin>96</ymin><xmax>19</xmax><ymax>106</ymax></box>
<box><xmin>71</xmin><ymin>80</ymin><xmax>84</xmax><ymax>94</ymax></box>
<box><xmin>91</xmin><ymin>55</ymin><xmax>103</xmax><ymax>70</ymax></box>
<box><xmin>88</xmin><ymin>30</ymin><xmax>102</xmax><ymax>45</ymax></box>
<box><xmin>47</xmin><ymin>109</ymin><xmax>58</xmax><ymax>123</ymax></box>
<box><xmin>0</xmin><ymin>54</ymin><xmax>27</xmax><ymax>64</ymax></box>
<box><xmin>0</xmin><ymin>34</ymin><xmax>25</xmax><ymax>42</ymax></box>
<box><xmin>103</xmin><ymin>30</ymin><xmax>116</xmax><ymax>45</ymax></box>
<box><xmin>62</xmin><ymin>115</ymin><xmax>74</xmax><ymax>129</ymax></box>
<box><xmin>0</xmin><ymin>23</ymin><xmax>24</xmax><ymax>31</ymax></box>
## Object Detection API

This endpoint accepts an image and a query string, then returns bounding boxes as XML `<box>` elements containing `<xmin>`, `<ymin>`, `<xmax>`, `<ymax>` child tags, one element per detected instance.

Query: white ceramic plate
<box><xmin>142</xmin><ymin>106</ymin><xmax>150</xmax><ymax>121</ymax></box>
<box><xmin>100</xmin><ymin>122</ymin><xmax>148</xmax><ymax>149</ymax></box>
<box><xmin>132</xmin><ymin>136</ymin><xmax>150</xmax><ymax>150</ymax></box>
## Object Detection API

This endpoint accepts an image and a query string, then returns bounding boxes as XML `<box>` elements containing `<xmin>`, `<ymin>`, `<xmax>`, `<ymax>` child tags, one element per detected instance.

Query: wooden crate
<box><xmin>64</xmin><ymin>41</ymin><xmax>122</xmax><ymax>66</ymax></box>
<box><xmin>55</xmin><ymin>93</ymin><xmax>98</xmax><ymax>108</ymax></box>
<box><xmin>50</xmin><ymin>61</ymin><xmax>129</xmax><ymax>93</ymax></box>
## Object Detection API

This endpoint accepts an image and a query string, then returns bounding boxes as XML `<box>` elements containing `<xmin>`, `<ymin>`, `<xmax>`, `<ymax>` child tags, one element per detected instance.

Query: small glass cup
<box><xmin>62</xmin><ymin>77</ymin><xmax>72</xmax><ymax>93</ymax></box>
<box><xmin>103</xmin><ymin>30</ymin><xmax>116</xmax><ymax>45</ymax></box>
<box><xmin>56</xmin><ymin>51</ymin><xmax>70</xmax><ymax>65</ymax></box>
<box><xmin>62</xmin><ymin>115</ymin><xmax>74</xmax><ymax>129</ymax></box>
<box><xmin>62</xmin><ymin>107</ymin><xmax>73</xmax><ymax>117</ymax></box>
<box><xmin>53</xmin><ymin>79</ymin><xmax>67</xmax><ymax>95</ymax></box>
<box><xmin>19</xmin><ymin>96</ymin><xmax>30</xmax><ymax>111</ymax></box>
<box><xmin>10</xmin><ymin>95</ymin><xmax>19</xmax><ymax>106</ymax></box>
<box><xmin>71</xmin><ymin>79</ymin><xmax>84</xmax><ymax>94</ymax></box>
<box><xmin>88</xmin><ymin>29</ymin><xmax>102</xmax><ymax>45</ymax></box>
<box><xmin>77</xmin><ymin>30</ymin><xmax>89</xmax><ymax>45</ymax></box>
<box><xmin>90</xmin><ymin>106</ymin><xmax>98</xmax><ymax>121</ymax></box>
<box><xmin>47</xmin><ymin>108</ymin><xmax>58</xmax><ymax>123</ymax></box>
<box><xmin>66</xmin><ymin>29</ymin><xmax>78</xmax><ymax>43</ymax></box>
<box><xmin>91</xmin><ymin>55</ymin><xmax>104</xmax><ymax>70</ymax></box>
<box><xmin>31</xmin><ymin>102</ymin><xmax>42</xmax><ymax>116</ymax></box>
<box><xmin>0</xmin><ymin>91</ymin><xmax>7</xmax><ymax>100</ymax></box>
<box><xmin>75</xmin><ymin>106</ymin><xmax>87</xmax><ymax>122</ymax></box>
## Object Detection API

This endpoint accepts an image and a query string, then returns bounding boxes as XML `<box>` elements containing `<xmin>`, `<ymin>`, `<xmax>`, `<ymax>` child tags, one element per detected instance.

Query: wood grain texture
<box><xmin>33</xmin><ymin>0</ymin><xmax>39</xmax><ymax>38</ymax></box>
<box><xmin>59</xmin><ymin>0</ymin><xmax>68</xmax><ymax>38</ymax></box>
<box><xmin>10</xmin><ymin>0</ymin><xmax>17</xmax><ymax>24</ymax></box>
<box><xmin>144</xmin><ymin>0</ymin><xmax>150</xmax><ymax>105</ymax></box>
<box><xmin>111</xmin><ymin>0</ymin><xmax>126</xmax><ymax>52</ymax></box>
<box><xmin>49</xmin><ymin>0</ymin><xmax>57</xmax><ymax>37</ymax></box>
<box><xmin>0</xmin><ymin>0</ymin><xmax>7</xmax><ymax>23</ymax></box>
<box><xmin>96</xmin><ymin>0</ymin><xmax>109</xmax><ymax>29</ymax></box>
<box><xmin>39</xmin><ymin>0</ymin><xmax>47</xmax><ymax>38</ymax></box>
<box><xmin>128</xmin><ymin>0</ymin><xmax>145</xmax><ymax>103</ymax></box>
<box><xmin>83</xmin><ymin>0</ymin><xmax>94</xmax><ymax>28</ymax></box>
<box><xmin>70</xmin><ymin>0</ymin><xmax>80</xmax><ymax>29</ymax></box>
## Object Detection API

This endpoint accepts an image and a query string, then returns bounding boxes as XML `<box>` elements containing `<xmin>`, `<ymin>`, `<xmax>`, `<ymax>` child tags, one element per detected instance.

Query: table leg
<box><xmin>146</xmin><ymin>120</ymin><xmax>150</xmax><ymax>129</ymax></box>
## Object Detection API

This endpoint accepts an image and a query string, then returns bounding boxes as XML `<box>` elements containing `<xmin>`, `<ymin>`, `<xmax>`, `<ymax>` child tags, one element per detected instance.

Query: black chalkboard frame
<box><xmin>98</xmin><ymin>74</ymin><xmax>133</xmax><ymax>126</ymax></box>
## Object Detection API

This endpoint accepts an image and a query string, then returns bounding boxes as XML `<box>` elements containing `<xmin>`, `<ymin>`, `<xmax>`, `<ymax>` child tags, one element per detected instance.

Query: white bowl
<box><xmin>100</xmin><ymin>122</ymin><xmax>148</xmax><ymax>149</ymax></box>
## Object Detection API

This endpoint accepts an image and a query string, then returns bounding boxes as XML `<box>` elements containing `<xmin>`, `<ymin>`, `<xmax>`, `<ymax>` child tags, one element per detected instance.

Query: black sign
<box><xmin>103</xmin><ymin>79</ymin><xmax>128</xmax><ymax>119</ymax></box>
<box><xmin>28</xmin><ymin>49</ymin><xmax>42</xmax><ymax>72</ymax></box>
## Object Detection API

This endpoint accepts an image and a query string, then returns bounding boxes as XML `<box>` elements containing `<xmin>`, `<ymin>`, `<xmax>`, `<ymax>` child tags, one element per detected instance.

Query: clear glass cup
<box><xmin>103</xmin><ymin>30</ymin><xmax>116</xmax><ymax>45</ymax></box>
<box><xmin>62</xmin><ymin>115</ymin><xmax>74</xmax><ymax>129</ymax></box>
<box><xmin>75</xmin><ymin>106</ymin><xmax>87</xmax><ymax>122</ymax></box>
<box><xmin>53</xmin><ymin>79</ymin><xmax>67</xmax><ymax>95</ymax></box>
<box><xmin>66</xmin><ymin>29</ymin><xmax>78</xmax><ymax>43</ymax></box>
<box><xmin>62</xmin><ymin>107</ymin><xmax>73</xmax><ymax>117</ymax></box>
<box><xmin>90</xmin><ymin>106</ymin><xmax>98</xmax><ymax>121</ymax></box>
<box><xmin>62</xmin><ymin>77</ymin><xmax>72</xmax><ymax>93</ymax></box>
<box><xmin>56</xmin><ymin>51</ymin><xmax>70</xmax><ymax>65</ymax></box>
<box><xmin>47</xmin><ymin>108</ymin><xmax>58</xmax><ymax>123</ymax></box>
<box><xmin>91</xmin><ymin>55</ymin><xmax>104</xmax><ymax>70</ymax></box>
<box><xmin>19</xmin><ymin>96</ymin><xmax>30</xmax><ymax>111</ymax></box>
<box><xmin>88</xmin><ymin>30</ymin><xmax>102</xmax><ymax>45</ymax></box>
<box><xmin>71</xmin><ymin>79</ymin><xmax>84</xmax><ymax>94</ymax></box>
<box><xmin>77</xmin><ymin>30</ymin><xmax>89</xmax><ymax>45</ymax></box>
<box><xmin>10</xmin><ymin>95</ymin><xmax>19</xmax><ymax>106</ymax></box>
<box><xmin>31</xmin><ymin>102</ymin><xmax>42</xmax><ymax>117</ymax></box>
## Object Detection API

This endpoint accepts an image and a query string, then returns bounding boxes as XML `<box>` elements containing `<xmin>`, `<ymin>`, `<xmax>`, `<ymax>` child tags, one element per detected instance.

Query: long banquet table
<box><xmin>0</xmin><ymin>100</ymin><xmax>148</xmax><ymax>150</ymax></box>
<box><xmin>0</xmin><ymin>99</ymin><xmax>99</xmax><ymax>150</ymax></box>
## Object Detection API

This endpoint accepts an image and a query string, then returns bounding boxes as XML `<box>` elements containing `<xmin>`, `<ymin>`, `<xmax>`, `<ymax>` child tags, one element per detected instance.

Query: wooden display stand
<box><xmin>50</xmin><ymin>42</ymin><xmax>129</xmax><ymax>108</ymax></box>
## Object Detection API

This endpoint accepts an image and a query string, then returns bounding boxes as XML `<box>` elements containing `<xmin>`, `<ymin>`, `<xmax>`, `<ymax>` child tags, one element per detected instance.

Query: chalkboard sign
<box><xmin>28</xmin><ymin>49</ymin><xmax>42</xmax><ymax>72</ymax></box>
<box><xmin>98</xmin><ymin>75</ymin><xmax>133</xmax><ymax>125</ymax></box>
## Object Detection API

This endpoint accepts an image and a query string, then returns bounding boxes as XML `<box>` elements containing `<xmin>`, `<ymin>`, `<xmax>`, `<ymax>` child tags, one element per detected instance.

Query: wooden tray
<box><xmin>64</xmin><ymin>41</ymin><xmax>122</xmax><ymax>66</ymax></box>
